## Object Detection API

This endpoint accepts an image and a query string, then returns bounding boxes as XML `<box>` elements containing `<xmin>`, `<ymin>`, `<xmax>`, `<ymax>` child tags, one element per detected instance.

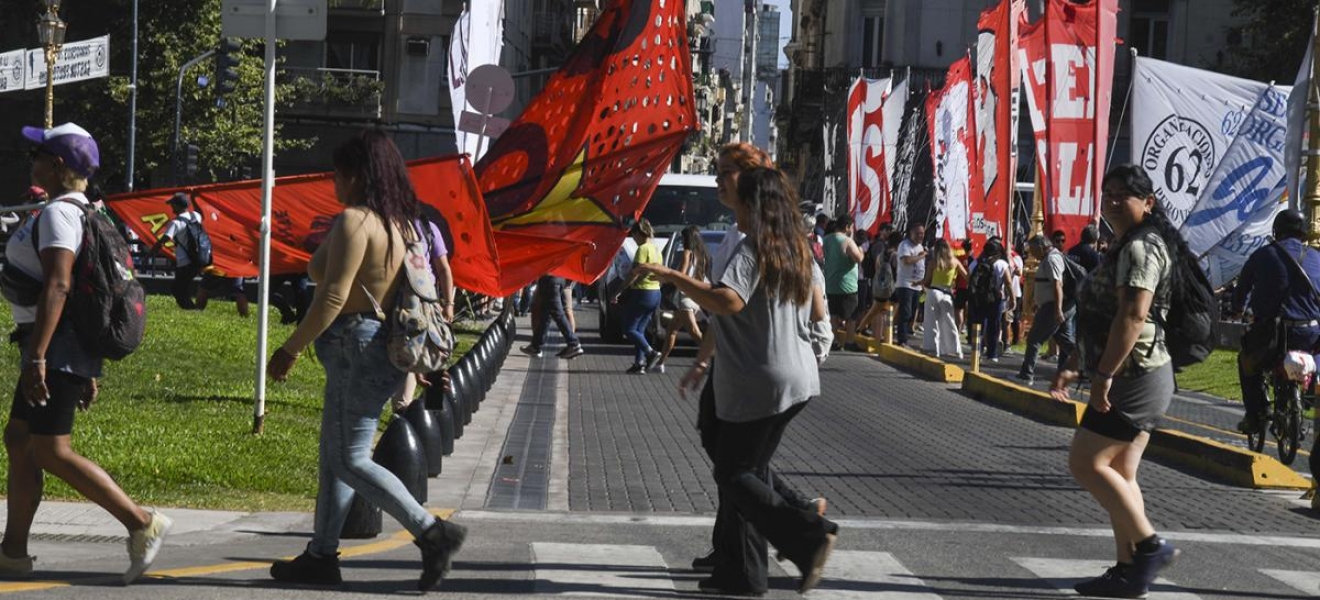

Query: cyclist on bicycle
<box><xmin>1233</xmin><ymin>209</ymin><xmax>1320</xmax><ymax>434</ymax></box>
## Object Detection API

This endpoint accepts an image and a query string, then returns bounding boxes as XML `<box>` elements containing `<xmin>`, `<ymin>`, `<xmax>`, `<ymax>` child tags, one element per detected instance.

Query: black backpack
<box><xmin>180</xmin><ymin>217</ymin><xmax>213</xmax><ymax>267</ymax></box>
<box><xmin>1154</xmin><ymin>235</ymin><xmax>1217</xmax><ymax>370</ymax></box>
<box><xmin>1060</xmin><ymin>253</ymin><xmax>1088</xmax><ymax>306</ymax></box>
<box><xmin>35</xmin><ymin>200</ymin><xmax>147</xmax><ymax>360</ymax></box>
<box><xmin>968</xmin><ymin>259</ymin><xmax>1002</xmax><ymax>308</ymax></box>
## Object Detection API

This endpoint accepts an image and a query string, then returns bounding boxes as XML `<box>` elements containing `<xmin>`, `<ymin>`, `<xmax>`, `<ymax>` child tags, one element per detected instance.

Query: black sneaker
<box><xmin>690</xmin><ymin>549</ymin><xmax>715</xmax><ymax>573</ymax></box>
<box><xmin>1127</xmin><ymin>536</ymin><xmax>1179</xmax><ymax>589</ymax></box>
<box><xmin>796</xmin><ymin>532</ymin><xmax>837</xmax><ymax>593</ymax></box>
<box><xmin>520</xmin><ymin>345</ymin><xmax>543</xmax><ymax>358</ymax></box>
<box><xmin>626</xmin><ymin>364</ymin><xmax>647</xmax><ymax>374</ymax></box>
<box><xmin>416</xmin><ymin>519</ymin><xmax>468</xmax><ymax>591</ymax></box>
<box><xmin>270</xmin><ymin>550</ymin><xmax>342</xmax><ymax>586</ymax></box>
<box><xmin>1014</xmin><ymin>372</ymin><xmax>1034</xmax><ymax>385</ymax></box>
<box><xmin>1073</xmin><ymin>564</ymin><xmax>1146</xmax><ymax>599</ymax></box>
<box><xmin>645</xmin><ymin>350</ymin><xmax>663</xmax><ymax>370</ymax></box>
<box><xmin>557</xmin><ymin>345</ymin><xmax>585</xmax><ymax>359</ymax></box>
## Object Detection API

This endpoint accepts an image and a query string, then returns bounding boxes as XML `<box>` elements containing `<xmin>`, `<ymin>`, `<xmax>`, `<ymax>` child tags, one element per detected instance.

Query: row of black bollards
<box><xmin>341</xmin><ymin>302</ymin><xmax>519</xmax><ymax>538</ymax></box>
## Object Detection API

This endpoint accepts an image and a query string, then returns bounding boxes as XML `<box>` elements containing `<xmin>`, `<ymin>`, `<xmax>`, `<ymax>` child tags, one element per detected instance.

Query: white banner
<box><xmin>932</xmin><ymin>77</ymin><xmax>973</xmax><ymax>241</ymax></box>
<box><xmin>23</xmin><ymin>35</ymin><xmax>109</xmax><ymax>91</ymax></box>
<box><xmin>1132</xmin><ymin>57</ymin><xmax>1271</xmax><ymax>228</ymax></box>
<box><xmin>448</xmin><ymin>3</ymin><xmax>505</xmax><ymax>160</ymax></box>
<box><xmin>882</xmin><ymin>76</ymin><xmax>907</xmax><ymax>212</ymax></box>
<box><xmin>1183</xmin><ymin>84</ymin><xmax>1292</xmax><ymax>287</ymax></box>
<box><xmin>847</xmin><ymin>76</ymin><xmax>889</xmax><ymax>234</ymax></box>
<box><xmin>0</xmin><ymin>49</ymin><xmax>25</xmax><ymax>93</ymax></box>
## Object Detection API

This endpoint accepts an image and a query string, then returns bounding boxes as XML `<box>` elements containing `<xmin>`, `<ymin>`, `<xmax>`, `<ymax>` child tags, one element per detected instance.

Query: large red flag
<box><xmin>106</xmin><ymin>155</ymin><xmax>502</xmax><ymax>296</ymax></box>
<box><xmin>847</xmin><ymin>76</ymin><xmax>892</xmax><ymax>237</ymax></box>
<box><xmin>927</xmin><ymin>57</ymin><xmax>981</xmax><ymax>245</ymax></box>
<box><xmin>475</xmin><ymin>0</ymin><xmax>697</xmax><ymax>288</ymax></box>
<box><xmin>975</xmin><ymin>0</ymin><xmax>1025</xmax><ymax>244</ymax></box>
<box><xmin>1018</xmin><ymin>0</ymin><xmax>1119</xmax><ymax>245</ymax></box>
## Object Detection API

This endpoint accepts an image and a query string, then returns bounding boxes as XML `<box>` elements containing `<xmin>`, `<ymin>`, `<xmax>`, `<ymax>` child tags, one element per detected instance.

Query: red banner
<box><xmin>475</xmin><ymin>0</ymin><xmax>697</xmax><ymax>287</ymax></box>
<box><xmin>847</xmin><ymin>76</ymin><xmax>891</xmax><ymax>236</ymax></box>
<box><xmin>105</xmin><ymin>155</ymin><xmax>503</xmax><ymax>297</ymax></box>
<box><xmin>927</xmin><ymin>57</ymin><xmax>982</xmax><ymax>245</ymax></box>
<box><xmin>975</xmin><ymin>0</ymin><xmax>1024</xmax><ymax>244</ymax></box>
<box><xmin>1018</xmin><ymin>0</ymin><xmax>1119</xmax><ymax>245</ymax></box>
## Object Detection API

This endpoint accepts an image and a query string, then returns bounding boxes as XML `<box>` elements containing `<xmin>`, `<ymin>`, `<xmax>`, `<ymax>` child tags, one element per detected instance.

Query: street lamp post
<box><xmin>36</xmin><ymin>0</ymin><xmax>66</xmax><ymax>129</ymax></box>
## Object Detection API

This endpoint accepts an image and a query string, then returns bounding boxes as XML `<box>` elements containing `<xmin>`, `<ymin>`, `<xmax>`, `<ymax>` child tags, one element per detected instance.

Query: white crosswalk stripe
<box><xmin>1260</xmin><ymin>569</ymin><xmax>1320</xmax><ymax>595</ymax></box>
<box><xmin>1012</xmin><ymin>557</ymin><xmax>1202</xmax><ymax>599</ymax></box>
<box><xmin>786</xmin><ymin>551</ymin><xmax>943</xmax><ymax>599</ymax></box>
<box><xmin>531</xmin><ymin>543</ymin><xmax>676</xmax><ymax>597</ymax></box>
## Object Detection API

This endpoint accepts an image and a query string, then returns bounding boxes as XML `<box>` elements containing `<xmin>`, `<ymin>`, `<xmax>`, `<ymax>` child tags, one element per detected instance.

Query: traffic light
<box><xmin>215</xmin><ymin>37</ymin><xmax>241</xmax><ymax>97</ymax></box>
<box><xmin>185</xmin><ymin>144</ymin><xmax>200</xmax><ymax>177</ymax></box>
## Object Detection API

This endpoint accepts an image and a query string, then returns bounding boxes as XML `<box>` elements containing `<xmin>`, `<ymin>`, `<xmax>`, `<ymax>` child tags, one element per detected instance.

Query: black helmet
<box><xmin>1273</xmin><ymin>209</ymin><xmax>1308</xmax><ymax>240</ymax></box>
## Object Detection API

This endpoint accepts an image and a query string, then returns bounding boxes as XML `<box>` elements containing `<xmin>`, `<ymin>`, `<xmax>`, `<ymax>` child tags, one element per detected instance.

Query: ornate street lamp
<box><xmin>36</xmin><ymin>0</ymin><xmax>66</xmax><ymax>128</ymax></box>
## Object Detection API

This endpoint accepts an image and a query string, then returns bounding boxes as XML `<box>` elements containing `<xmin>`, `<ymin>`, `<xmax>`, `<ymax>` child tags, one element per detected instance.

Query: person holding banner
<box><xmin>1050</xmin><ymin>165</ymin><xmax>1180</xmax><ymax>598</ymax></box>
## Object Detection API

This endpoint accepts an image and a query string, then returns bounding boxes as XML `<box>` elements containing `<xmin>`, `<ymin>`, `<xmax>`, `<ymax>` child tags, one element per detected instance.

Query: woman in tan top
<box><xmin>265</xmin><ymin>130</ymin><xmax>465</xmax><ymax>590</ymax></box>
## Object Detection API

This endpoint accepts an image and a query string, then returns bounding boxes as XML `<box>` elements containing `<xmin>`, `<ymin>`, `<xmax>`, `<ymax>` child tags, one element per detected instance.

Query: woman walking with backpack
<box><xmin>969</xmin><ymin>238</ymin><xmax>1014</xmax><ymax>362</ymax></box>
<box><xmin>1049</xmin><ymin>165</ymin><xmax>1180</xmax><ymax>598</ymax></box>
<box><xmin>265</xmin><ymin>130</ymin><xmax>465</xmax><ymax>590</ymax></box>
<box><xmin>2</xmin><ymin>123</ymin><xmax>171</xmax><ymax>583</ymax></box>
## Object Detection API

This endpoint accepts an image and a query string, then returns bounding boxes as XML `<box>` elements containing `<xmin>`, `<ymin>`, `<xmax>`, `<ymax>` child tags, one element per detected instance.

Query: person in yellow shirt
<box><xmin>612</xmin><ymin>218</ymin><xmax>663</xmax><ymax>373</ymax></box>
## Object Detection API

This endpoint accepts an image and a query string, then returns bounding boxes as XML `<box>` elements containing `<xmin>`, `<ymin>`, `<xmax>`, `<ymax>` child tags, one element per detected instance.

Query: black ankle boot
<box><xmin>416</xmin><ymin>519</ymin><xmax>468</xmax><ymax>591</ymax></box>
<box><xmin>270</xmin><ymin>550</ymin><xmax>342</xmax><ymax>586</ymax></box>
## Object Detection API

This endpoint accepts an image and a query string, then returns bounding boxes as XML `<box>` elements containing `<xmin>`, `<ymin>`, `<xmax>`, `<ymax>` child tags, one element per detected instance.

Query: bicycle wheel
<box><xmin>1247</xmin><ymin>381</ymin><xmax>1270</xmax><ymax>453</ymax></box>
<box><xmin>1276</xmin><ymin>382</ymin><xmax>1301</xmax><ymax>465</ymax></box>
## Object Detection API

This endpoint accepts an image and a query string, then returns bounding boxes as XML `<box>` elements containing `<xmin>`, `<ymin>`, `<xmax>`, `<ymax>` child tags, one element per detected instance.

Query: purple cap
<box><xmin>22</xmin><ymin>123</ymin><xmax>100</xmax><ymax>178</ymax></box>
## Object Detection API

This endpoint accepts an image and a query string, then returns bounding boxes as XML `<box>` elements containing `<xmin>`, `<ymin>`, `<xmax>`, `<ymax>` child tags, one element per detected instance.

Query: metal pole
<box><xmin>173</xmin><ymin>49</ymin><xmax>216</xmax><ymax>185</ymax></box>
<box><xmin>43</xmin><ymin>46</ymin><xmax>57</xmax><ymax>128</ymax></box>
<box><xmin>127</xmin><ymin>0</ymin><xmax>139</xmax><ymax>190</ymax></box>
<box><xmin>253</xmin><ymin>0</ymin><xmax>277</xmax><ymax>434</ymax></box>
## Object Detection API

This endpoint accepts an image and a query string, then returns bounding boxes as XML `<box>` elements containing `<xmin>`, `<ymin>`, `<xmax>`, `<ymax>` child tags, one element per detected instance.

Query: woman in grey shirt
<box><xmin>639</xmin><ymin>167</ymin><xmax>837</xmax><ymax>595</ymax></box>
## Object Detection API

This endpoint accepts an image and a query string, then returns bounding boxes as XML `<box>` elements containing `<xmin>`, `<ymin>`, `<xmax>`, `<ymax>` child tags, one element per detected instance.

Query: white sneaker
<box><xmin>0</xmin><ymin>553</ymin><xmax>34</xmax><ymax>578</ymax></box>
<box><xmin>124</xmin><ymin>510</ymin><xmax>173</xmax><ymax>584</ymax></box>
<box><xmin>654</xmin><ymin>364</ymin><xmax>666</xmax><ymax>374</ymax></box>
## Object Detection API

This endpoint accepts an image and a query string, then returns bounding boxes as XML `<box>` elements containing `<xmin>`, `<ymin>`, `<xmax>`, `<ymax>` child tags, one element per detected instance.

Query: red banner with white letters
<box><xmin>927</xmin><ymin>57</ymin><xmax>981</xmax><ymax>245</ymax></box>
<box><xmin>847</xmin><ymin>77</ymin><xmax>891</xmax><ymax>236</ymax></box>
<box><xmin>975</xmin><ymin>0</ymin><xmax>1024</xmax><ymax>244</ymax></box>
<box><xmin>1018</xmin><ymin>0</ymin><xmax>1119</xmax><ymax>245</ymax></box>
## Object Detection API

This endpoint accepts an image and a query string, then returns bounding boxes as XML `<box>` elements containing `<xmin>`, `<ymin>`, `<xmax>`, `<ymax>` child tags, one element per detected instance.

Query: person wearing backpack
<box><xmin>1015</xmin><ymin>235</ymin><xmax>1076</xmax><ymax>385</ymax></box>
<box><xmin>265</xmin><ymin>130</ymin><xmax>465</xmax><ymax>590</ymax></box>
<box><xmin>968</xmin><ymin>238</ymin><xmax>1014</xmax><ymax>361</ymax></box>
<box><xmin>1048</xmin><ymin>165</ymin><xmax>1182</xmax><ymax>598</ymax></box>
<box><xmin>2</xmin><ymin>123</ymin><xmax>171</xmax><ymax>583</ymax></box>
<box><xmin>1231</xmin><ymin>210</ymin><xmax>1320</xmax><ymax>445</ymax></box>
<box><xmin>146</xmin><ymin>193</ymin><xmax>204</xmax><ymax>310</ymax></box>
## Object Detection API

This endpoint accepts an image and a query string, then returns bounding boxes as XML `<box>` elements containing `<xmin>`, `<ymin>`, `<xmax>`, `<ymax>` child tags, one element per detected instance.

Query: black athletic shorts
<box><xmin>1079</xmin><ymin>405</ymin><xmax>1141</xmax><ymax>442</ymax></box>
<box><xmin>827</xmin><ymin>293</ymin><xmax>859</xmax><ymax>320</ymax></box>
<box><xmin>10</xmin><ymin>370</ymin><xmax>88</xmax><ymax>436</ymax></box>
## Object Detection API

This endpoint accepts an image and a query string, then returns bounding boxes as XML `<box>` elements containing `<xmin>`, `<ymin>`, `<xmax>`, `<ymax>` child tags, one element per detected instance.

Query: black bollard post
<box><xmin>373</xmin><ymin>415</ymin><xmax>428</xmax><ymax>504</ymax></box>
<box><xmin>404</xmin><ymin>399</ymin><xmax>444</xmax><ymax>477</ymax></box>
<box><xmin>445</xmin><ymin>385</ymin><xmax>465</xmax><ymax>439</ymax></box>
<box><xmin>424</xmin><ymin>375</ymin><xmax>456</xmax><ymax>455</ymax></box>
<box><xmin>340</xmin><ymin>493</ymin><xmax>383</xmax><ymax>539</ymax></box>
<box><xmin>449</xmin><ymin>363</ymin><xmax>474</xmax><ymax>425</ymax></box>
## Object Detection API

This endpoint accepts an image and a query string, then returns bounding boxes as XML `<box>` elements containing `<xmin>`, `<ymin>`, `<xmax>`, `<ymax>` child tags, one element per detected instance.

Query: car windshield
<box><xmin>641</xmin><ymin>185</ymin><xmax>731</xmax><ymax>230</ymax></box>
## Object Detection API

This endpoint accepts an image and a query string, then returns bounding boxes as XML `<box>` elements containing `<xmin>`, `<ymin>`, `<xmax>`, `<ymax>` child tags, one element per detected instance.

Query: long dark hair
<box><xmin>1101</xmin><ymin>164</ymin><xmax>1191</xmax><ymax>269</ymax></box>
<box><xmin>332</xmin><ymin>129</ymin><xmax>422</xmax><ymax>260</ymax></box>
<box><xmin>681</xmin><ymin>225</ymin><xmax>711</xmax><ymax>281</ymax></box>
<box><xmin>737</xmin><ymin>167</ymin><xmax>814</xmax><ymax>305</ymax></box>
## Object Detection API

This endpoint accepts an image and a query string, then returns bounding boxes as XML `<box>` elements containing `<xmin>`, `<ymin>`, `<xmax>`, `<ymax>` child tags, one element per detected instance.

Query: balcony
<box><xmin>328</xmin><ymin>0</ymin><xmax>384</xmax><ymax>12</ymax></box>
<box><xmin>281</xmin><ymin>67</ymin><xmax>383</xmax><ymax>120</ymax></box>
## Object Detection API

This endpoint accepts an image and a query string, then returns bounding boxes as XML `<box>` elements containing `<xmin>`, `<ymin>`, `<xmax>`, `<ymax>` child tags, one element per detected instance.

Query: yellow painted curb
<box><xmin>960</xmin><ymin>371</ymin><xmax>1311</xmax><ymax>491</ymax></box>
<box><xmin>875</xmin><ymin>342</ymin><xmax>964</xmax><ymax>383</ymax></box>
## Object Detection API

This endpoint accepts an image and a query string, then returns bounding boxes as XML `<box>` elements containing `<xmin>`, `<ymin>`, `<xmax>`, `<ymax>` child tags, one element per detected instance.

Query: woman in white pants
<box><xmin>921</xmin><ymin>239</ymin><xmax>966</xmax><ymax>358</ymax></box>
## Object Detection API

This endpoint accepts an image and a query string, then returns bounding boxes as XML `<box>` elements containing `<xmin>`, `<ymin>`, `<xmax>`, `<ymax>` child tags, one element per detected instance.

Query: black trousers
<box><xmin>703</xmin><ymin>394</ymin><xmax>830</xmax><ymax>591</ymax></box>
<box><xmin>171</xmin><ymin>264</ymin><xmax>203</xmax><ymax>310</ymax></box>
<box><xmin>530</xmin><ymin>280</ymin><xmax>578</xmax><ymax>348</ymax></box>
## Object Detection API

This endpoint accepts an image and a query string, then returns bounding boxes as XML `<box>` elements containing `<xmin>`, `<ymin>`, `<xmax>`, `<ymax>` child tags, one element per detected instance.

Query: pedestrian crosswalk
<box><xmin>519</xmin><ymin>543</ymin><xmax>1319</xmax><ymax>598</ymax></box>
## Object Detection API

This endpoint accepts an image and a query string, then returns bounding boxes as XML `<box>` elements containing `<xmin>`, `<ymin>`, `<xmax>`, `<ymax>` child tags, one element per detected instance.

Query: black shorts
<box><xmin>954</xmin><ymin>288</ymin><xmax>971</xmax><ymax>310</ymax></box>
<box><xmin>201</xmin><ymin>274</ymin><xmax>244</xmax><ymax>296</ymax></box>
<box><xmin>1079</xmin><ymin>405</ymin><xmax>1141</xmax><ymax>442</ymax></box>
<box><xmin>827</xmin><ymin>293</ymin><xmax>859</xmax><ymax>320</ymax></box>
<box><xmin>10</xmin><ymin>370</ymin><xmax>87</xmax><ymax>436</ymax></box>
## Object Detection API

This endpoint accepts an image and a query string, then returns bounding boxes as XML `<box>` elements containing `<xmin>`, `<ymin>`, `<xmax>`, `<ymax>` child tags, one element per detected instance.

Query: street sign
<box><xmin>21</xmin><ymin>35</ymin><xmax>110</xmax><ymax>91</ymax></box>
<box><xmin>222</xmin><ymin>0</ymin><xmax>326</xmax><ymax>41</ymax></box>
<box><xmin>0</xmin><ymin>49</ymin><xmax>25</xmax><ymax>93</ymax></box>
<box><xmin>457</xmin><ymin>64</ymin><xmax>514</xmax><ymax>140</ymax></box>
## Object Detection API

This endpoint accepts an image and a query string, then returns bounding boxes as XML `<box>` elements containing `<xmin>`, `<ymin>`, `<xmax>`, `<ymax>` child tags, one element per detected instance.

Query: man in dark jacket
<box><xmin>1232</xmin><ymin>210</ymin><xmax>1320</xmax><ymax>437</ymax></box>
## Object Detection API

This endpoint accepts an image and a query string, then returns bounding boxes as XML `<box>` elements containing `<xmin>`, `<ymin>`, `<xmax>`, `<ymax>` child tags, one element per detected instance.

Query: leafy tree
<box><xmin>1225</xmin><ymin>0</ymin><xmax>1320</xmax><ymax>83</ymax></box>
<box><xmin>1</xmin><ymin>0</ymin><xmax>313</xmax><ymax>191</ymax></box>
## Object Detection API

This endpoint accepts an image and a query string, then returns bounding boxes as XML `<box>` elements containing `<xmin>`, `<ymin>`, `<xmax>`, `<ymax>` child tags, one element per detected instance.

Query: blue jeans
<box><xmin>309</xmin><ymin>314</ymin><xmax>437</xmax><ymax>556</ymax></box>
<box><xmin>893</xmin><ymin>288</ymin><xmax>920</xmax><ymax>344</ymax></box>
<box><xmin>973</xmin><ymin>301</ymin><xmax>1006</xmax><ymax>359</ymax></box>
<box><xmin>623</xmin><ymin>289</ymin><xmax>661</xmax><ymax>365</ymax></box>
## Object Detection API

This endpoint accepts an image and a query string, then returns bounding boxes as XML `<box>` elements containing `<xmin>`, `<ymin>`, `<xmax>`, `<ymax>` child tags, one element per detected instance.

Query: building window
<box><xmin>325</xmin><ymin>36</ymin><xmax>380</xmax><ymax>72</ymax></box>
<box><xmin>861</xmin><ymin>15</ymin><xmax>884</xmax><ymax>68</ymax></box>
<box><xmin>1130</xmin><ymin>0</ymin><xmax>1170</xmax><ymax>60</ymax></box>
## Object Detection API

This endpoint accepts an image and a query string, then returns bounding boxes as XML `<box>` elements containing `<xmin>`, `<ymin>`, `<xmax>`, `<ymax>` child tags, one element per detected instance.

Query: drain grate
<box><xmin>486</xmin><ymin>355</ymin><xmax>558</xmax><ymax>510</ymax></box>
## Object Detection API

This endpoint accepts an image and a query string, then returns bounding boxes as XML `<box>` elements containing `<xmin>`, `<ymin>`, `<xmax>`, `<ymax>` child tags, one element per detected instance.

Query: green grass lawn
<box><xmin>1172</xmin><ymin>348</ymin><xmax>1243</xmax><ymax>402</ymax></box>
<box><xmin>0</xmin><ymin>296</ymin><xmax>483</xmax><ymax>512</ymax></box>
